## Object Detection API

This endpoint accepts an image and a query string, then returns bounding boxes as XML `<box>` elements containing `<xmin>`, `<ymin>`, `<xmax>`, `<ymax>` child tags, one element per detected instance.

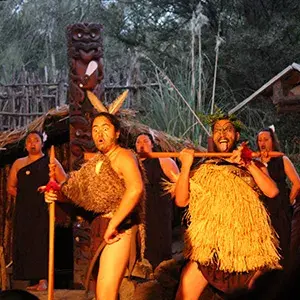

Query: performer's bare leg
<box><xmin>175</xmin><ymin>261</ymin><xmax>208</xmax><ymax>300</ymax></box>
<box><xmin>248</xmin><ymin>269</ymin><xmax>263</xmax><ymax>289</ymax></box>
<box><xmin>96</xmin><ymin>229</ymin><xmax>135</xmax><ymax>300</ymax></box>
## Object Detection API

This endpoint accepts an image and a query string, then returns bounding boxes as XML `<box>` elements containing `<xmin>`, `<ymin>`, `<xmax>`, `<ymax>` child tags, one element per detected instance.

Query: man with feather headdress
<box><xmin>45</xmin><ymin>91</ymin><xmax>146</xmax><ymax>300</ymax></box>
<box><xmin>174</xmin><ymin>115</ymin><xmax>281</xmax><ymax>299</ymax></box>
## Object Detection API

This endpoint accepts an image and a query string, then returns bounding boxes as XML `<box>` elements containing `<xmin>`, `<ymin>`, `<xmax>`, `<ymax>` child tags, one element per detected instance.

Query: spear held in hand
<box><xmin>38</xmin><ymin>146</ymin><xmax>60</xmax><ymax>300</ymax></box>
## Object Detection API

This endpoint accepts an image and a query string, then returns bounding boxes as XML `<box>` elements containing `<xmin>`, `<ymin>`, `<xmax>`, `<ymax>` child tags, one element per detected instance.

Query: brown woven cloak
<box><xmin>62</xmin><ymin>152</ymin><xmax>146</xmax><ymax>258</ymax></box>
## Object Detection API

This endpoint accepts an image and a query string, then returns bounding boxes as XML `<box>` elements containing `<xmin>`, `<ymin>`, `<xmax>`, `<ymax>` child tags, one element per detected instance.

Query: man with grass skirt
<box><xmin>45</xmin><ymin>112</ymin><xmax>146</xmax><ymax>300</ymax></box>
<box><xmin>173</xmin><ymin>115</ymin><xmax>281</xmax><ymax>300</ymax></box>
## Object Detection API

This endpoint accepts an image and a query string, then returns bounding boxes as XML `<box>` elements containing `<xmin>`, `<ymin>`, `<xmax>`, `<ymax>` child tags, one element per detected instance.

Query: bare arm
<box><xmin>159</xmin><ymin>157</ymin><xmax>179</xmax><ymax>182</ymax></box>
<box><xmin>54</xmin><ymin>158</ymin><xmax>68</xmax><ymax>184</ymax></box>
<box><xmin>283</xmin><ymin>156</ymin><xmax>300</xmax><ymax>203</ymax></box>
<box><xmin>106</xmin><ymin>150</ymin><xmax>143</xmax><ymax>241</ymax></box>
<box><xmin>246</xmin><ymin>161</ymin><xmax>279</xmax><ymax>198</ymax></box>
<box><xmin>6</xmin><ymin>160</ymin><xmax>20</xmax><ymax>197</ymax></box>
<box><xmin>228</xmin><ymin>147</ymin><xmax>279</xmax><ymax>198</ymax></box>
<box><xmin>174</xmin><ymin>149</ymin><xmax>194</xmax><ymax>207</ymax></box>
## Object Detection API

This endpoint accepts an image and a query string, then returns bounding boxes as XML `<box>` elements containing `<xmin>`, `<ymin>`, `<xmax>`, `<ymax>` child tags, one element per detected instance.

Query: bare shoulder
<box><xmin>159</xmin><ymin>157</ymin><xmax>179</xmax><ymax>170</ymax></box>
<box><xmin>283</xmin><ymin>155</ymin><xmax>292</xmax><ymax>164</ymax></box>
<box><xmin>114</xmin><ymin>149</ymin><xmax>139</xmax><ymax>173</ymax></box>
<box><xmin>160</xmin><ymin>157</ymin><xmax>176</xmax><ymax>165</ymax></box>
<box><xmin>283</xmin><ymin>155</ymin><xmax>298</xmax><ymax>171</ymax></box>
<box><xmin>117</xmin><ymin>148</ymin><xmax>137</xmax><ymax>161</ymax></box>
<box><xmin>159</xmin><ymin>157</ymin><xmax>179</xmax><ymax>180</ymax></box>
<box><xmin>13</xmin><ymin>157</ymin><xmax>28</xmax><ymax>170</ymax></box>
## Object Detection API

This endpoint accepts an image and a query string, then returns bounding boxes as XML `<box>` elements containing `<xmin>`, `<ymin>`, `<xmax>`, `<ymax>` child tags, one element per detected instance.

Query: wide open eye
<box><xmin>90</xmin><ymin>28</ymin><xmax>100</xmax><ymax>39</ymax></box>
<box><xmin>72</xmin><ymin>29</ymin><xmax>84</xmax><ymax>40</ymax></box>
<box><xmin>92</xmin><ymin>127</ymin><xmax>99</xmax><ymax>134</ymax></box>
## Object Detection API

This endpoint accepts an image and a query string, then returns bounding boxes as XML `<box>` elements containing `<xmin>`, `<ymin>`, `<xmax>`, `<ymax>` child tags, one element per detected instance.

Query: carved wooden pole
<box><xmin>66</xmin><ymin>22</ymin><xmax>104</xmax><ymax>288</ymax></box>
<box><xmin>66</xmin><ymin>23</ymin><xmax>104</xmax><ymax>171</ymax></box>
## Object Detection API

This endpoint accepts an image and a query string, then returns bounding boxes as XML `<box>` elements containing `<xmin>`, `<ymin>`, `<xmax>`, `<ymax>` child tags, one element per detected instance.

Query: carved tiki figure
<box><xmin>66</xmin><ymin>23</ymin><xmax>104</xmax><ymax>170</ymax></box>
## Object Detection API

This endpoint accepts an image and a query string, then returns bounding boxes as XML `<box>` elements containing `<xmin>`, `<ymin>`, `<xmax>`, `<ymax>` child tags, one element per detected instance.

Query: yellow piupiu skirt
<box><xmin>184</xmin><ymin>163</ymin><xmax>281</xmax><ymax>273</ymax></box>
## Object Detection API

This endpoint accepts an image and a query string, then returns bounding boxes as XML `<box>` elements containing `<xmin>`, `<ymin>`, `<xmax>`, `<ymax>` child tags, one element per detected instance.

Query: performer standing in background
<box><xmin>45</xmin><ymin>112</ymin><xmax>145</xmax><ymax>300</ymax></box>
<box><xmin>257</xmin><ymin>127</ymin><xmax>300</xmax><ymax>268</ymax></box>
<box><xmin>135</xmin><ymin>133</ymin><xmax>179</xmax><ymax>270</ymax></box>
<box><xmin>7</xmin><ymin>131</ymin><xmax>66</xmax><ymax>291</ymax></box>
<box><xmin>173</xmin><ymin>116</ymin><xmax>281</xmax><ymax>300</ymax></box>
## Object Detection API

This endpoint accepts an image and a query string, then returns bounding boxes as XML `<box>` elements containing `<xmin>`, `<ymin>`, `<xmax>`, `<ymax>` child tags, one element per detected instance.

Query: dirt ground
<box><xmin>29</xmin><ymin>289</ymin><xmax>95</xmax><ymax>300</ymax></box>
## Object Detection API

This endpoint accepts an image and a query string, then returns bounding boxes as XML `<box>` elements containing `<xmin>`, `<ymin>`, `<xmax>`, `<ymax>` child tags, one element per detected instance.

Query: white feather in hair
<box><xmin>269</xmin><ymin>125</ymin><xmax>275</xmax><ymax>132</ymax></box>
<box><xmin>86</xmin><ymin>89</ymin><xmax>129</xmax><ymax>115</ymax></box>
<box><xmin>108</xmin><ymin>89</ymin><xmax>129</xmax><ymax>115</ymax></box>
<box><xmin>86</xmin><ymin>90</ymin><xmax>108</xmax><ymax>113</ymax></box>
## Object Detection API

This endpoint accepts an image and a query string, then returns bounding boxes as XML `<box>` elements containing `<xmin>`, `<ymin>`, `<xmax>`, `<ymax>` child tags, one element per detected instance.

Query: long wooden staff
<box><xmin>84</xmin><ymin>151</ymin><xmax>284</xmax><ymax>160</ymax></box>
<box><xmin>138</xmin><ymin>151</ymin><xmax>284</xmax><ymax>159</ymax></box>
<box><xmin>48</xmin><ymin>145</ymin><xmax>56</xmax><ymax>300</ymax></box>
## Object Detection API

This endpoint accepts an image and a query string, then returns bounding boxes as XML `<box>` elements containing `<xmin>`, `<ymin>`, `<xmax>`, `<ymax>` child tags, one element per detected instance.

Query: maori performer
<box><xmin>45</xmin><ymin>110</ymin><xmax>145</xmax><ymax>300</ymax></box>
<box><xmin>172</xmin><ymin>115</ymin><xmax>281</xmax><ymax>299</ymax></box>
<box><xmin>7</xmin><ymin>131</ymin><xmax>66</xmax><ymax>291</ymax></box>
<box><xmin>135</xmin><ymin>132</ymin><xmax>179</xmax><ymax>269</ymax></box>
<box><xmin>257</xmin><ymin>127</ymin><xmax>300</xmax><ymax>268</ymax></box>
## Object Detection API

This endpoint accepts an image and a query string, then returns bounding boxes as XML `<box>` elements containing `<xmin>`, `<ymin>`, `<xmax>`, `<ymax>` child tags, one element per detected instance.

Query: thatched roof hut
<box><xmin>0</xmin><ymin>104</ymin><xmax>201</xmax><ymax>270</ymax></box>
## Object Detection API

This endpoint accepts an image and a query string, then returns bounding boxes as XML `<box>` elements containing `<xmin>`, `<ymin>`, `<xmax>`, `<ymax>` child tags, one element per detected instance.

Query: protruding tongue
<box><xmin>220</xmin><ymin>142</ymin><xmax>228</xmax><ymax>152</ymax></box>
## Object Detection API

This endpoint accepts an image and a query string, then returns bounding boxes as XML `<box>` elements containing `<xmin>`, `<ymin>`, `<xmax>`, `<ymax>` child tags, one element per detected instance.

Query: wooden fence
<box><xmin>0</xmin><ymin>81</ymin><xmax>159</xmax><ymax>132</ymax></box>
<box><xmin>0</xmin><ymin>81</ymin><xmax>68</xmax><ymax>131</ymax></box>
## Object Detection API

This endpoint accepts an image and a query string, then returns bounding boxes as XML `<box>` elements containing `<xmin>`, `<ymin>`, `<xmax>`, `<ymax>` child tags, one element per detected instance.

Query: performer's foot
<box><xmin>26</xmin><ymin>279</ymin><xmax>48</xmax><ymax>291</ymax></box>
<box><xmin>36</xmin><ymin>279</ymin><xmax>48</xmax><ymax>291</ymax></box>
<box><xmin>26</xmin><ymin>283</ymin><xmax>39</xmax><ymax>291</ymax></box>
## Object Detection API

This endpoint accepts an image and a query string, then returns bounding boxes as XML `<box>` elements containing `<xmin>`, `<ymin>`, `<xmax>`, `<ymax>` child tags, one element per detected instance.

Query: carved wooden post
<box><xmin>66</xmin><ymin>22</ymin><xmax>104</xmax><ymax>289</ymax></box>
<box><xmin>66</xmin><ymin>22</ymin><xmax>104</xmax><ymax>171</ymax></box>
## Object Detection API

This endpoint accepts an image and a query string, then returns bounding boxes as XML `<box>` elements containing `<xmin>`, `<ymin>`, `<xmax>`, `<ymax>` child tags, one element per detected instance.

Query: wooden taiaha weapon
<box><xmin>48</xmin><ymin>145</ymin><xmax>56</xmax><ymax>300</ymax></box>
<box><xmin>138</xmin><ymin>151</ymin><xmax>284</xmax><ymax>159</ymax></box>
<box><xmin>84</xmin><ymin>151</ymin><xmax>284</xmax><ymax>161</ymax></box>
<box><xmin>38</xmin><ymin>146</ymin><xmax>60</xmax><ymax>299</ymax></box>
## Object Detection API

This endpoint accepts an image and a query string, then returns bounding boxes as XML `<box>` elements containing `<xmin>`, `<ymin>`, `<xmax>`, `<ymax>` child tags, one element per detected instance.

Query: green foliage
<box><xmin>198</xmin><ymin>107</ymin><xmax>245</xmax><ymax>133</ymax></box>
<box><xmin>136</xmin><ymin>57</ymin><xmax>234</xmax><ymax>147</ymax></box>
<box><xmin>0</xmin><ymin>0</ymin><xmax>299</xmax><ymax>158</ymax></box>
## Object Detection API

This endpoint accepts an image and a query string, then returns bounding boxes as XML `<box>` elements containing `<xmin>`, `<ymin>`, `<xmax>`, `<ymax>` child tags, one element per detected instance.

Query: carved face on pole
<box><xmin>212</xmin><ymin>119</ymin><xmax>240</xmax><ymax>153</ymax></box>
<box><xmin>92</xmin><ymin>114</ymin><xmax>120</xmax><ymax>154</ymax></box>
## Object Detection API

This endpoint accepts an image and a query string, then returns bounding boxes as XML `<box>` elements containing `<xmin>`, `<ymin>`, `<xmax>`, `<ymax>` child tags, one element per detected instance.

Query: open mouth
<box><xmin>218</xmin><ymin>139</ymin><xmax>229</xmax><ymax>151</ymax></box>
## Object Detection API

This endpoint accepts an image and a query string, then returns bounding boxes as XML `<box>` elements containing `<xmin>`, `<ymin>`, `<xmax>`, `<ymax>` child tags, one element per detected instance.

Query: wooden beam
<box><xmin>277</xmin><ymin>96</ymin><xmax>300</xmax><ymax>105</ymax></box>
<box><xmin>0</xmin><ymin>112</ymin><xmax>44</xmax><ymax>116</ymax></box>
<box><xmin>228</xmin><ymin>64</ymin><xmax>300</xmax><ymax>115</ymax></box>
<box><xmin>105</xmin><ymin>83</ymin><xmax>159</xmax><ymax>90</ymax></box>
<box><xmin>84</xmin><ymin>151</ymin><xmax>284</xmax><ymax>160</ymax></box>
<box><xmin>277</xmin><ymin>105</ymin><xmax>300</xmax><ymax>113</ymax></box>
